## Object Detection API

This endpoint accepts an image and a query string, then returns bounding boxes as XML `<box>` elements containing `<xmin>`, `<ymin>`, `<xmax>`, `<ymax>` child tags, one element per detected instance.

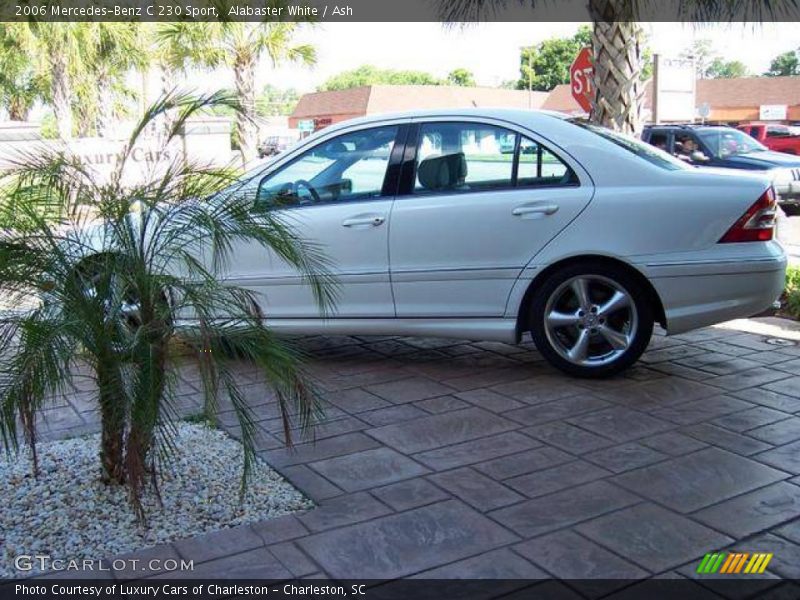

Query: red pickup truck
<box><xmin>738</xmin><ymin>122</ymin><xmax>800</xmax><ymax>155</ymax></box>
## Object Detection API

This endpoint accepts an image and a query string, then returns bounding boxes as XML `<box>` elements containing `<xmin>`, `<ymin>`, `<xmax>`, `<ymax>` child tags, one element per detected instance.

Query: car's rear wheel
<box><xmin>529</xmin><ymin>262</ymin><xmax>654</xmax><ymax>378</ymax></box>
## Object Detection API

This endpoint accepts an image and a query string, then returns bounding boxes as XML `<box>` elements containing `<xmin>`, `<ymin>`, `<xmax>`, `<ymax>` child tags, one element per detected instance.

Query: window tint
<box><xmin>412</xmin><ymin>122</ymin><xmax>576</xmax><ymax>194</ymax></box>
<box><xmin>696</xmin><ymin>128</ymin><xmax>767</xmax><ymax>157</ymax></box>
<box><xmin>256</xmin><ymin>126</ymin><xmax>398</xmax><ymax>207</ymax></box>
<box><xmin>767</xmin><ymin>125</ymin><xmax>790</xmax><ymax>138</ymax></box>
<box><xmin>647</xmin><ymin>131</ymin><xmax>669</xmax><ymax>151</ymax></box>
<box><xmin>674</xmin><ymin>132</ymin><xmax>705</xmax><ymax>161</ymax></box>
<box><xmin>414</xmin><ymin>123</ymin><xmax>515</xmax><ymax>193</ymax></box>
<box><xmin>517</xmin><ymin>137</ymin><xmax>575</xmax><ymax>186</ymax></box>
<box><xmin>572</xmin><ymin>121</ymin><xmax>688</xmax><ymax>171</ymax></box>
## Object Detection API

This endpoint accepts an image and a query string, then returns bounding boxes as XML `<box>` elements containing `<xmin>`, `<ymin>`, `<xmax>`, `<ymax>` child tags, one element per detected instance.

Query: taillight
<box><xmin>718</xmin><ymin>187</ymin><xmax>777</xmax><ymax>243</ymax></box>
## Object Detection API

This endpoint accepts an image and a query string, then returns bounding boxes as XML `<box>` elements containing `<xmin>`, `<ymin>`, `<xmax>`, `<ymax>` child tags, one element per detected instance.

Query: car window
<box><xmin>767</xmin><ymin>125</ymin><xmax>790</xmax><ymax>138</ymax></box>
<box><xmin>516</xmin><ymin>136</ymin><xmax>576</xmax><ymax>186</ymax></box>
<box><xmin>256</xmin><ymin>126</ymin><xmax>398</xmax><ymax>207</ymax></box>
<box><xmin>673</xmin><ymin>132</ymin><xmax>708</xmax><ymax>163</ymax></box>
<box><xmin>647</xmin><ymin>131</ymin><xmax>670</xmax><ymax>152</ymax></box>
<box><xmin>570</xmin><ymin>120</ymin><xmax>688</xmax><ymax>171</ymax></box>
<box><xmin>413</xmin><ymin>122</ymin><xmax>515</xmax><ymax>194</ymax></box>
<box><xmin>744</xmin><ymin>127</ymin><xmax>760</xmax><ymax>139</ymax></box>
<box><xmin>412</xmin><ymin>122</ymin><xmax>576</xmax><ymax>194</ymax></box>
<box><xmin>696</xmin><ymin>128</ymin><xmax>767</xmax><ymax>157</ymax></box>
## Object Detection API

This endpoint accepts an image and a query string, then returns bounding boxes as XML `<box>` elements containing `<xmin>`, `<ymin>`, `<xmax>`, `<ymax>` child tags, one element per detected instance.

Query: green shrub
<box><xmin>785</xmin><ymin>266</ymin><xmax>800</xmax><ymax>319</ymax></box>
<box><xmin>0</xmin><ymin>91</ymin><xmax>336</xmax><ymax>519</ymax></box>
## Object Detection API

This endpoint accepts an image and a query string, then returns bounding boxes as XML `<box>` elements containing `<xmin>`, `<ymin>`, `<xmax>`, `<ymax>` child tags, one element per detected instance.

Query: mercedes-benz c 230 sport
<box><xmin>196</xmin><ymin>109</ymin><xmax>788</xmax><ymax>377</ymax></box>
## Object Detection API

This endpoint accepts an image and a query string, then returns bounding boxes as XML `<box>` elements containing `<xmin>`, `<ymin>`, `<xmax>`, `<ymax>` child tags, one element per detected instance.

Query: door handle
<box><xmin>342</xmin><ymin>215</ymin><xmax>385</xmax><ymax>227</ymax></box>
<box><xmin>512</xmin><ymin>204</ymin><xmax>559</xmax><ymax>217</ymax></box>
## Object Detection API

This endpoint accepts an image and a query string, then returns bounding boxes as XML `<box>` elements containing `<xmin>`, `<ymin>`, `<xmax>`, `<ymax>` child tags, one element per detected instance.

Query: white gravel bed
<box><xmin>1</xmin><ymin>422</ymin><xmax>313</xmax><ymax>578</ymax></box>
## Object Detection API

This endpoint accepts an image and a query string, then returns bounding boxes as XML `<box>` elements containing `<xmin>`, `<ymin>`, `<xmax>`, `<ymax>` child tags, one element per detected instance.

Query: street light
<box><xmin>521</xmin><ymin>46</ymin><xmax>534</xmax><ymax>109</ymax></box>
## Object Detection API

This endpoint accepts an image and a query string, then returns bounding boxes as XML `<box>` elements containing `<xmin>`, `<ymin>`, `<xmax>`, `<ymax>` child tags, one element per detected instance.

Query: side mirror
<box><xmin>254</xmin><ymin>181</ymin><xmax>295</xmax><ymax>209</ymax></box>
<box><xmin>254</xmin><ymin>182</ymin><xmax>274</xmax><ymax>209</ymax></box>
<box><xmin>690</xmin><ymin>150</ymin><xmax>709</xmax><ymax>162</ymax></box>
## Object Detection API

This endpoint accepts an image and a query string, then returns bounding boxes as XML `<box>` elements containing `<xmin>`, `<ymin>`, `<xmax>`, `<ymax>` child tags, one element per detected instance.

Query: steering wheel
<box><xmin>294</xmin><ymin>179</ymin><xmax>321</xmax><ymax>203</ymax></box>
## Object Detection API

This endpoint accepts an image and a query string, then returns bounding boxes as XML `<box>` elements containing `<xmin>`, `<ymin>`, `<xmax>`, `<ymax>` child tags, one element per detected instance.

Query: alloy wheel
<box><xmin>543</xmin><ymin>274</ymin><xmax>638</xmax><ymax>367</ymax></box>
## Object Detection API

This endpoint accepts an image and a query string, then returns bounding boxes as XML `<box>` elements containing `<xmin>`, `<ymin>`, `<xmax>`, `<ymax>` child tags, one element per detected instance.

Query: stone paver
<box><xmin>367</xmin><ymin>407</ymin><xmax>517</xmax><ymax>454</ymax></box>
<box><xmin>297</xmin><ymin>500</ymin><xmax>517</xmax><ymax>579</ymax></box>
<box><xmin>613</xmin><ymin>447</ymin><xmax>788</xmax><ymax>513</ymax></box>
<box><xmin>575</xmin><ymin>503</ymin><xmax>733</xmax><ymax>573</ymax></box>
<box><xmin>515</xmin><ymin>530</ymin><xmax>648</xmax><ymax>593</ymax></box>
<box><xmin>309</xmin><ymin>447</ymin><xmax>428</xmax><ymax>492</ymax></box>
<box><xmin>692</xmin><ymin>482</ymin><xmax>800</xmax><ymax>538</ymax></box>
<box><xmin>33</xmin><ymin>325</ymin><xmax>800</xmax><ymax>580</ymax></box>
<box><xmin>428</xmin><ymin>467</ymin><xmax>523</xmax><ymax>511</ymax></box>
<box><xmin>490</xmin><ymin>481</ymin><xmax>640</xmax><ymax>537</ymax></box>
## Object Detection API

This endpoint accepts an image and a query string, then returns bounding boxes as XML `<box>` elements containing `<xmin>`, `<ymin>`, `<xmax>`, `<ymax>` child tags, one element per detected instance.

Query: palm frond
<box><xmin>0</xmin><ymin>90</ymin><xmax>335</xmax><ymax>518</ymax></box>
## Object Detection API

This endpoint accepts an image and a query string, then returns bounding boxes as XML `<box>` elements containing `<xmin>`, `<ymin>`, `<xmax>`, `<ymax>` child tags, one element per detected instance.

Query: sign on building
<box><xmin>297</xmin><ymin>119</ymin><xmax>315</xmax><ymax>132</ymax></box>
<box><xmin>760</xmin><ymin>105</ymin><xmax>788</xmax><ymax>120</ymax></box>
<box><xmin>652</xmin><ymin>55</ymin><xmax>696</xmax><ymax>123</ymax></box>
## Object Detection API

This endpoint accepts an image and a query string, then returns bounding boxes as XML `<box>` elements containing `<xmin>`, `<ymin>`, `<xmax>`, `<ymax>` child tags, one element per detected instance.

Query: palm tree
<box><xmin>16</xmin><ymin>23</ymin><xmax>91</xmax><ymax>140</ymax></box>
<box><xmin>85</xmin><ymin>24</ymin><xmax>150</xmax><ymax>138</ymax></box>
<box><xmin>0</xmin><ymin>25</ymin><xmax>45</xmax><ymax>121</ymax></box>
<box><xmin>0</xmin><ymin>91</ymin><xmax>335</xmax><ymax>517</ymax></box>
<box><xmin>157</xmin><ymin>23</ymin><xmax>315</xmax><ymax>163</ymax></box>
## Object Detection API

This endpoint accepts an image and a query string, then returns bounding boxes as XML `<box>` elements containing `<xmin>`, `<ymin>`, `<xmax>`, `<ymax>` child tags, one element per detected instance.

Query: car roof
<box><xmin>644</xmin><ymin>124</ymin><xmax>735</xmax><ymax>131</ymax></box>
<box><xmin>317</xmin><ymin>108</ymin><xmax>571</xmax><ymax>134</ymax></box>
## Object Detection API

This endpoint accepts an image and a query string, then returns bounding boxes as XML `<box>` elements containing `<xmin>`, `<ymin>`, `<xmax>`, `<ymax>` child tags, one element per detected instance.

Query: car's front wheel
<box><xmin>529</xmin><ymin>262</ymin><xmax>654</xmax><ymax>378</ymax></box>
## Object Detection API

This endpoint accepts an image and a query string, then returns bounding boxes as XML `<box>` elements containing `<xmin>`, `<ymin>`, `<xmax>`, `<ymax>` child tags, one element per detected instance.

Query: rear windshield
<box><xmin>568</xmin><ymin>120</ymin><xmax>688</xmax><ymax>171</ymax></box>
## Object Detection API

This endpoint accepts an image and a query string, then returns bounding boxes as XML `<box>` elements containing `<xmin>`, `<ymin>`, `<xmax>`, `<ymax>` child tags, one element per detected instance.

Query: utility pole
<box><xmin>527</xmin><ymin>48</ymin><xmax>534</xmax><ymax>109</ymax></box>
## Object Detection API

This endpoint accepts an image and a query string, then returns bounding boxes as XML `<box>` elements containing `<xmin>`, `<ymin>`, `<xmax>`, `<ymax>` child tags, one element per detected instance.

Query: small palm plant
<box><xmin>0</xmin><ymin>91</ymin><xmax>335</xmax><ymax>518</ymax></box>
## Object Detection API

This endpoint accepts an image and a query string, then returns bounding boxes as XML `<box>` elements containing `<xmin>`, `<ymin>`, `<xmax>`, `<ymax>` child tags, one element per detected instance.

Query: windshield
<box><xmin>568</xmin><ymin>120</ymin><xmax>688</xmax><ymax>171</ymax></box>
<box><xmin>696</xmin><ymin>128</ymin><xmax>767</xmax><ymax>158</ymax></box>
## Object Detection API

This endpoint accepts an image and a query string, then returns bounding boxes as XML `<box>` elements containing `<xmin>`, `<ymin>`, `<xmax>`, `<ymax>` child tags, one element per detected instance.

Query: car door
<box><xmin>226</xmin><ymin>123</ymin><xmax>406</xmax><ymax>318</ymax></box>
<box><xmin>388</xmin><ymin>118</ymin><xmax>593</xmax><ymax>317</ymax></box>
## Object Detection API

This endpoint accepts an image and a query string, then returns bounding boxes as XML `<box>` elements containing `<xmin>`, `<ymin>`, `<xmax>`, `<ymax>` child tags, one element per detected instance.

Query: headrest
<box><xmin>417</xmin><ymin>153</ymin><xmax>467</xmax><ymax>191</ymax></box>
<box><xmin>324</xmin><ymin>141</ymin><xmax>350</xmax><ymax>155</ymax></box>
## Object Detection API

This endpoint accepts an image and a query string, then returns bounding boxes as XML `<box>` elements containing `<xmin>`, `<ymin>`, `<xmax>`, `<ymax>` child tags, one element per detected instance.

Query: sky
<box><xmin>177</xmin><ymin>22</ymin><xmax>800</xmax><ymax>94</ymax></box>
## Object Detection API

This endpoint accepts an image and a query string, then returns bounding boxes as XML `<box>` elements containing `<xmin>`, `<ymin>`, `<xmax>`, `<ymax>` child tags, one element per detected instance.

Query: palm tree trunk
<box><xmin>97</xmin><ymin>361</ymin><xmax>126</xmax><ymax>484</ymax></box>
<box><xmin>8</xmin><ymin>98</ymin><xmax>28</xmax><ymax>121</ymax></box>
<box><xmin>96</xmin><ymin>72</ymin><xmax>115</xmax><ymax>139</ymax></box>
<box><xmin>234</xmin><ymin>54</ymin><xmax>258</xmax><ymax>165</ymax></box>
<box><xmin>51</xmin><ymin>52</ymin><xmax>74</xmax><ymax>140</ymax></box>
<box><xmin>158</xmin><ymin>63</ymin><xmax>176</xmax><ymax>139</ymax></box>
<box><xmin>587</xmin><ymin>1</ymin><xmax>644</xmax><ymax>134</ymax></box>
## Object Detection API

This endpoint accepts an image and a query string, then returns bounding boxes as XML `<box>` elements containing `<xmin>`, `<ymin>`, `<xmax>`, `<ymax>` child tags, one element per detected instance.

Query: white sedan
<box><xmin>223</xmin><ymin>109</ymin><xmax>786</xmax><ymax>377</ymax></box>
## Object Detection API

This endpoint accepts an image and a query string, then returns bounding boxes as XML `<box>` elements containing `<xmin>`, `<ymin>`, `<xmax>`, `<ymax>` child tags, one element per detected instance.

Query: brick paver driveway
<box><xmin>38</xmin><ymin>325</ymin><xmax>800</xmax><ymax>584</ymax></box>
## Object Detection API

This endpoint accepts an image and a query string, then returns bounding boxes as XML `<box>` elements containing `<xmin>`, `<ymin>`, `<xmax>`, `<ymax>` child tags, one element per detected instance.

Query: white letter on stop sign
<box><xmin>572</xmin><ymin>70</ymin><xmax>585</xmax><ymax>95</ymax></box>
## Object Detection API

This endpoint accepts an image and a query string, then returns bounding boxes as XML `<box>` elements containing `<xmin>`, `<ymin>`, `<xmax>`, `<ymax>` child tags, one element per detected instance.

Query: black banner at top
<box><xmin>3</xmin><ymin>0</ymin><xmax>800</xmax><ymax>22</ymax></box>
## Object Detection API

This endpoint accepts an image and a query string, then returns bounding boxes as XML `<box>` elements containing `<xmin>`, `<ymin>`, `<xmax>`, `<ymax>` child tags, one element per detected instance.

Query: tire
<box><xmin>529</xmin><ymin>261</ymin><xmax>654</xmax><ymax>378</ymax></box>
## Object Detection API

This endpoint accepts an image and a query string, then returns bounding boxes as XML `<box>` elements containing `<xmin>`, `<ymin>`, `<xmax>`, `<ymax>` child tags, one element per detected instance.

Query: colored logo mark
<box><xmin>696</xmin><ymin>552</ymin><xmax>773</xmax><ymax>574</ymax></box>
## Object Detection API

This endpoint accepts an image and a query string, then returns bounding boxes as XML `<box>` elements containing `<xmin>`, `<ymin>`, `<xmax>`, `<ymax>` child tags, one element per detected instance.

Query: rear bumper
<box><xmin>644</xmin><ymin>252</ymin><xmax>787</xmax><ymax>335</ymax></box>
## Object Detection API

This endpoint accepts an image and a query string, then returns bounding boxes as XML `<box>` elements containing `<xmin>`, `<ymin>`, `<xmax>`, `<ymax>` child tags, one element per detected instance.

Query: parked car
<box><xmin>96</xmin><ymin>110</ymin><xmax>786</xmax><ymax>378</ymax></box>
<box><xmin>642</xmin><ymin>124</ymin><xmax>800</xmax><ymax>214</ymax></box>
<box><xmin>257</xmin><ymin>135</ymin><xmax>298</xmax><ymax>158</ymax></box>
<box><xmin>738</xmin><ymin>122</ymin><xmax>800</xmax><ymax>155</ymax></box>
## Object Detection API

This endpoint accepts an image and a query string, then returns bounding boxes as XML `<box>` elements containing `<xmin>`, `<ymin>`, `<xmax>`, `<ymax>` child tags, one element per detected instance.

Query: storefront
<box><xmin>289</xmin><ymin>85</ymin><xmax>548</xmax><ymax>132</ymax></box>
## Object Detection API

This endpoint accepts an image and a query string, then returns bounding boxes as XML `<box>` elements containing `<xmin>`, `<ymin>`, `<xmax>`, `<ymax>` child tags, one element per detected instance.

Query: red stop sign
<box><xmin>570</xmin><ymin>47</ymin><xmax>594</xmax><ymax>113</ymax></box>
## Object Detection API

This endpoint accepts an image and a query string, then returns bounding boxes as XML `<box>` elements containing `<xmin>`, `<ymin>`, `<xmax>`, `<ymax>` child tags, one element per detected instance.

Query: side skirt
<box><xmin>262</xmin><ymin>317</ymin><xmax>520</xmax><ymax>343</ymax></box>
